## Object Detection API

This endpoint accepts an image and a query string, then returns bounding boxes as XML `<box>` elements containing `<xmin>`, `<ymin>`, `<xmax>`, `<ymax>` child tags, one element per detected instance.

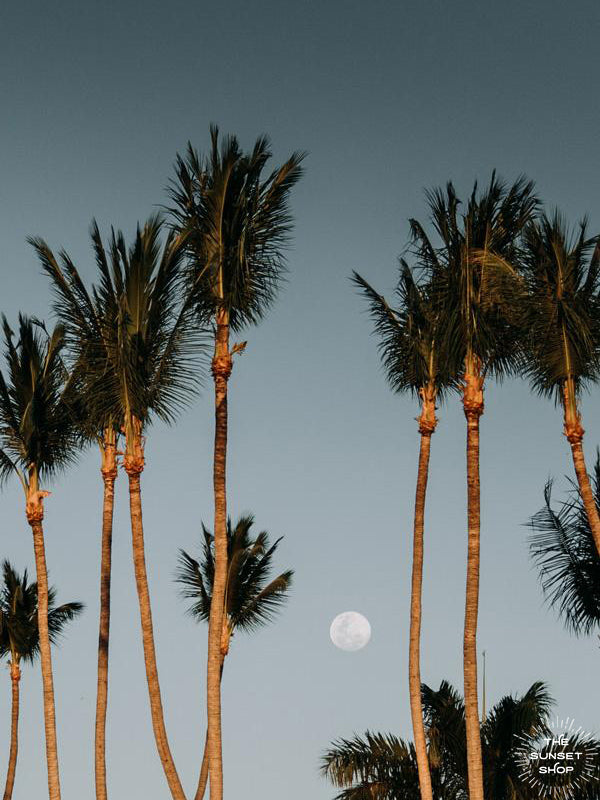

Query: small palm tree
<box><xmin>175</xmin><ymin>514</ymin><xmax>293</xmax><ymax>800</ymax></box>
<box><xmin>0</xmin><ymin>315</ymin><xmax>80</xmax><ymax>800</ymax></box>
<box><xmin>31</xmin><ymin>227</ymin><xmax>122</xmax><ymax>800</ymax></box>
<box><xmin>410</xmin><ymin>173</ymin><xmax>538</xmax><ymax>800</ymax></box>
<box><xmin>0</xmin><ymin>560</ymin><xmax>83</xmax><ymax>800</ymax></box>
<box><xmin>169</xmin><ymin>126</ymin><xmax>304</xmax><ymax>800</ymax></box>
<box><xmin>528</xmin><ymin>452</ymin><xmax>600</xmax><ymax>635</ymax></box>
<box><xmin>352</xmin><ymin>263</ymin><xmax>455</xmax><ymax>800</ymax></box>
<box><xmin>321</xmin><ymin>680</ymin><xmax>573</xmax><ymax>800</ymax></box>
<box><xmin>520</xmin><ymin>213</ymin><xmax>600</xmax><ymax>555</ymax></box>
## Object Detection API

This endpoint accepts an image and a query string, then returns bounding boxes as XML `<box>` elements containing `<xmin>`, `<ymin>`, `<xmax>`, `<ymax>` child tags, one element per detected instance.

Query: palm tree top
<box><xmin>528</xmin><ymin>453</ymin><xmax>600</xmax><ymax>636</ymax></box>
<box><xmin>409</xmin><ymin>171</ymin><xmax>538</xmax><ymax>379</ymax></box>
<box><xmin>176</xmin><ymin>513</ymin><xmax>293</xmax><ymax>635</ymax></box>
<box><xmin>0</xmin><ymin>560</ymin><xmax>83</xmax><ymax>664</ymax></box>
<box><xmin>0</xmin><ymin>314</ymin><xmax>80</xmax><ymax>488</ymax></box>
<box><xmin>168</xmin><ymin>125</ymin><xmax>305</xmax><ymax>332</ymax></box>
<box><xmin>35</xmin><ymin>215</ymin><xmax>207</xmax><ymax>434</ymax></box>
<box><xmin>520</xmin><ymin>211</ymin><xmax>600</xmax><ymax>400</ymax></box>
<box><xmin>352</xmin><ymin>262</ymin><xmax>456</xmax><ymax>401</ymax></box>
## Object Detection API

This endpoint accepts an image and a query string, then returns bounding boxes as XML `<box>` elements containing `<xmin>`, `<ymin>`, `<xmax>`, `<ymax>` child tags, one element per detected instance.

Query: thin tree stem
<box><xmin>30</xmin><ymin>517</ymin><xmax>61</xmax><ymax>800</ymax></box>
<box><xmin>409</xmin><ymin>423</ymin><xmax>434</xmax><ymax>800</ymax></box>
<box><xmin>2</xmin><ymin>663</ymin><xmax>20</xmax><ymax>800</ymax></box>
<box><xmin>95</xmin><ymin>432</ymin><xmax>117</xmax><ymax>800</ymax></box>
<box><xmin>127</xmin><ymin>468</ymin><xmax>187</xmax><ymax>800</ymax></box>
<box><xmin>195</xmin><ymin>658</ymin><xmax>225</xmax><ymax>800</ymax></box>
<box><xmin>207</xmin><ymin>313</ymin><xmax>231</xmax><ymax>800</ymax></box>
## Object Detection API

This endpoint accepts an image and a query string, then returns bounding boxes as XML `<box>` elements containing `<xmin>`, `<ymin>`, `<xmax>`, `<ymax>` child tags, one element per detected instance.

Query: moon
<box><xmin>330</xmin><ymin>611</ymin><xmax>371</xmax><ymax>651</ymax></box>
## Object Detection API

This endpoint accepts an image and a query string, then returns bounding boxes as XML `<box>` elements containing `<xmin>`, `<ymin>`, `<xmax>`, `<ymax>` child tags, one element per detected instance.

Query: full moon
<box><xmin>329</xmin><ymin>611</ymin><xmax>371</xmax><ymax>651</ymax></box>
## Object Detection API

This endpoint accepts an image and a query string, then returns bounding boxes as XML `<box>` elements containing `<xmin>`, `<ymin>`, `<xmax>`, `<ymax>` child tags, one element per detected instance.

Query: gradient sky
<box><xmin>1</xmin><ymin>1</ymin><xmax>600</xmax><ymax>798</ymax></box>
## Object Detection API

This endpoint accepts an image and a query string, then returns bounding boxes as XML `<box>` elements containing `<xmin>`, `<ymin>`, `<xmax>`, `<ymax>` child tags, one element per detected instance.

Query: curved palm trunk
<box><xmin>27</xmin><ymin>487</ymin><xmax>61</xmax><ymax>800</ymax></box>
<box><xmin>462</xmin><ymin>368</ymin><xmax>485</xmax><ymax>800</ymax></box>
<box><xmin>207</xmin><ymin>311</ymin><xmax>231</xmax><ymax>800</ymax></box>
<box><xmin>195</xmin><ymin>655</ymin><xmax>226</xmax><ymax>800</ymax></box>
<box><xmin>562</xmin><ymin>382</ymin><xmax>600</xmax><ymax>556</ymax></box>
<box><xmin>95</xmin><ymin>431</ymin><xmax>117</xmax><ymax>800</ymax></box>
<box><xmin>408</xmin><ymin>389</ymin><xmax>436</xmax><ymax>800</ymax></box>
<box><xmin>3</xmin><ymin>662</ymin><xmax>21</xmax><ymax>800</ymax></box>
<box><xmin>124</xmin><ymin>428</ymin><xmax>186</xmax><ymax>800</ymax></box>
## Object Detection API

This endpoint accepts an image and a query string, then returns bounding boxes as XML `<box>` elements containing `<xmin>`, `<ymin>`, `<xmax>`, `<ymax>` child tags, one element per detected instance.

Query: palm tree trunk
<box><xmin>562</xmin><ymin>382</ymin><xmax>600</xmax><ymax>556</ymax></box>
<box><xmin>462</xmin><ymin>368</ymin><xmax>485</xmax><ymax>800</ymax></box>
<box><xmin>3</xmin><ymin>662</ymin><xmax>21</xmax><ymax>800</ymax></box>
<box><xmin>124</xmin><ymin>430</ymin><xmax>187</xmax><ymax>800</ymax></box>
<box><xmin>27</xmin><ymin>490</ymin><xmax>61</xmax><ymax>800</ymax></box>
<box><xmin>95</xmin><ymin>431</ymin><xmax>117</xmax><ymax>800</ymax></box>
<box><xmin>195</xmin><ymin>657</ymin><xmax>226</xmax><ymax>800</ymax></box>
<box><xmin>408</xmin><ymin>389</ymin><xmax>436</xmax><ymax>800</ymax></box>
<box><xmin>207</xmin><ymin>310</ymin><xmax>232</xmax><ymax>800</ymax></box>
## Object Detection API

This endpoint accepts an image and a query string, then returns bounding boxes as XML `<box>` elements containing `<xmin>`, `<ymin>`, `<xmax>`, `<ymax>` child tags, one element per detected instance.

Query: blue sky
<box><xmin>1</xmin><ymin>1</ymin><xmax>600</xmax><ymax>797</ymax></box>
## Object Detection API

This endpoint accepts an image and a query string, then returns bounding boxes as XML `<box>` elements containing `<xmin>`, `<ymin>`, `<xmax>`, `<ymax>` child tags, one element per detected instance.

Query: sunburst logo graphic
<box><xmin>514</xmin><ymin>716</ymin><xmax>599</xmax><ymax>799</ymax></box>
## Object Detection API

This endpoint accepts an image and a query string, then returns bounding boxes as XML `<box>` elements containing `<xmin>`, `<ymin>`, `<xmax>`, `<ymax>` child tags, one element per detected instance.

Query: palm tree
<box><xmin>31</xmin><ymin>228</ymin><xmax>122</xmax><ymax>800</ymax></box>
<box><xmin>352</xmin><ymin>264</ymin><xmax>454</xmax><ymax>800</ymax></box>
<box><xmin>36</xmin><ymin>216</ymin><xmax>203</xmax><ymax>800</ymax></box>
<box><xmin>0</xmin><ymin>315</ymin><xmax>80</xmax><ymax>800</ymax></box>
<box><xmin>168</xmin><ymin>126</ymin><xmax>304</xmax><ymax>800</ymax></box>
<box><xmin>175</xmin><ymin>513</ymin><xmax>293</xmax><ymax>800</ymax></box>
<box><xmin>0</xmin><ymin>560</ymin><xmax>83</xmax><ymax>800</ymax></box>
<box><xmin>320</xmin><ymin>680</ymin><xmax>594</xmax><ymax>800</ymax></box>
<box><xmin>520</xmin><ymin>213</ymin><xmax>600</xmax><ymax>555</ymax></box>
<box><xmin>409</xmin><ymin>173</ymin><xmax>538</xmax><ymax>800</ymax></box>
<box><xmin>528</xmin><ymin>452</ymin><xmax>600</xmax><ymax>635</ymax></box>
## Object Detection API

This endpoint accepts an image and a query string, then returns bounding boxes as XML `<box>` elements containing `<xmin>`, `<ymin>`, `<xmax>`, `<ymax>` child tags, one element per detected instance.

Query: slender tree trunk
<box><xmin>562</xmin><ymin>382</ymin><xmax>600</xmax><ymax>556</ymax></box>
<box><xmin>27</xmin><ymin>485</ymin><xmax>61</xmax><ymax>800</ymax></box>
<box><xmin>95</xmin><ymin>431</ymin><xmax>117</xmax><ymax>800</ymax></box>
<box><xmin>195</xmin><ymin>656</ymin><xmax>226</xmax><ymax>800</ymax></box>
<box><xmin>3</xmin><ymin>662</ymin><xmax>21</xmax><ymax>800</ymax></box>
<box><xmin>462</xmin><ymin>368</ymin><xmax>485</xmax><ymax>800</ymax></box>
<box><xmin>408</xmin><ymin>388</ymin><xmax>437</xmax><ymax>800</ymax></box>
<box><xmin>124</xmin><ymin>426</ymin><xmax>187</xmax><ymax>800</ymax></box>
<box><xmin>207</xmin><ymin>310</ymin><xmax>232</xmax><ymax>800</ymax></box>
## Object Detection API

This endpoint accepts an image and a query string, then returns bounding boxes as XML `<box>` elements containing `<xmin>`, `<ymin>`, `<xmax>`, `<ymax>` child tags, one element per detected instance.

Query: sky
<box><xmin>1</xmin><ymin>0</ymin><xmax>600</xmax><ymax>797</ymax></box>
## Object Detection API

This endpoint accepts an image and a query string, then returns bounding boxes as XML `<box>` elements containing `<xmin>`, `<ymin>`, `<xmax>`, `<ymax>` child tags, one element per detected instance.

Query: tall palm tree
<box><xmin>36</xmin><ymin>216</ymin><xmax>203</xmax><ymax>800</ymax></box>
<box><xmin>520</xmin><ymin>213</ymin><xmax>600</xmax><ymax>555</ymax></box>
<box><xmin>175</xmin><ymin>513</ymin><xmax>293</xmax><ymax>800</ymax></box>
<box><xmin>31</xmin><ymin>228</ymin><xmax>122</xmax><ymax>800</ymax></box>
<box><xmin>352</xmin><ymin>264</ymin><xmax>454</xmax><ymax>800</ymax></box>
<box><xmin>0</xmin><ymin>560</ymin><xmax>83</xmax><ymax>800</ymax></box>
<box><xmin>168</xmin><ymin>126</ymin><xmax>304</xmax><ymax>800</ymax></box>
<box><xmin>410</xmin><ymin>174</ymin><xmax>538</xmax><ymax>800</ymax></box>
<box><xmin>528</xmin><ymin>452</ymin><xmax>600</xmax><ymax>635</ymax></box>
<box><xmin>320</xmin><ymin>680</ymin><xmax>587</xmax><ymax>800</ymax></box>
<box><xmin>0</xmin><ymin>315</ymin><xmax>80</xmax><ymax>800</ymax></box>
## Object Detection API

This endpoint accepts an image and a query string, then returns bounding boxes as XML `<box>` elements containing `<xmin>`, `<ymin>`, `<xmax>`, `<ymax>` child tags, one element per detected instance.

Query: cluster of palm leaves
<box><xmin>0</xmin><ymin>126</ymin><xmax>302</xmax><ymax>800</ymax></box>
<box><xmin>347</xmin><ymin>173</ymin><xmax>600</xmax><ymax>800</ymax></box>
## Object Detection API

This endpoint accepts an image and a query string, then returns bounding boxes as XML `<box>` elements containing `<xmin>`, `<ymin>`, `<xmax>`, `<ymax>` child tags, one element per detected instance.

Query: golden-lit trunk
<box><xmin>408</xmin><ymin>387</ymin><xmax>437</xmax><ymax>800</ymax></box>
<box><xmin>207</xmin><ymin>310</ymin><xmax>231</xmax><ymax>800</ymax></box>
<box><xmin>95</xmin><ymin>430</ymin><xmax>117</xmax><ymax>800</ymax></box>
<box><xmin>124</xmin><ymin>426</ymin><xmax>186</xmax><ymax>800</ymax></box>
<box><xmin>195</xmin><ymin>656</ymin><xmax>226</xmax><ymax>800</ymax></box>
<box><xmin>27</xmin><ymin>484</ymin><xmax>61</xmax><ymax>800</ymax></box>
<box><xmin>462</xmin><ymin>366</ymin><xmax>485</xmax><ymax>800</ymax></box>
<box><xmin>562</xmin><ymin>382</ymin><xmax>600</xmax><ymax>556</ymax></box>
<box><xmin>2</xmin><ymin>662</ymin><xmax>21</xmax><ymax>800</ymax></box>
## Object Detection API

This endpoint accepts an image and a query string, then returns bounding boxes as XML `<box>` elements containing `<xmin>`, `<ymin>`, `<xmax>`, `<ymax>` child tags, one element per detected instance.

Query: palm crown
<box><xmin>410</xmin><ymin>173</ymin><xmax>538</xmax><ymax>380</ymax></box>
<box><xmin>321</xmin><ymin>680</ymin><xmax>574</xmax><ymax>800</ymax></box>
<box><xmin>0</xmin><ymin>315</ymin><xmax>79</xmax><ymax>491</ymax></box>
<box><xmin>168</xmin><ymin>126</ymin><xmax>305</xmax><ymax>331</ymax></box>
<box><xmin>520</xmin><ymin>213</ymin><xmax>600</xmax><ymax>404</ymax></box>
<box><xmin>528</xmin><ymin>454</ymin><xmax>600</xmax><ymax>636</ymax></box>
<box><xmin>176</xmin><ymin>514</ymin><xmax>293</xmax><ymax>638</ymax></box>
<box><xmin>0</xmin><ymin>560</ymin><xmax>83</xmax><ymax>664</ymax></box>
